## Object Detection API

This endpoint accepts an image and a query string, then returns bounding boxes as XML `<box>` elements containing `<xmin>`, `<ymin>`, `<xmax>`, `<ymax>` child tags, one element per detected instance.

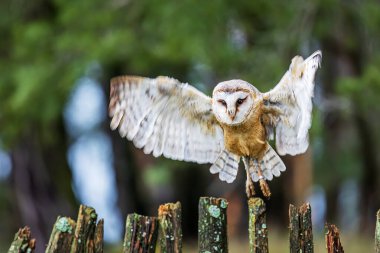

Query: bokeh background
<box><xmin>0</xmin><ymin>0</ymin><xmax>380</xmax><ymax>251</ymax></box>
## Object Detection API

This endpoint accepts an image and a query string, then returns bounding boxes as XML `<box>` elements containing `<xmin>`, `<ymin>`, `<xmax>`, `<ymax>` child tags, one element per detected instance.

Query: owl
<box><xmin>109</xmin><ymin>50</ymin><xmax>322</xmax><ymax>198</ymax></box>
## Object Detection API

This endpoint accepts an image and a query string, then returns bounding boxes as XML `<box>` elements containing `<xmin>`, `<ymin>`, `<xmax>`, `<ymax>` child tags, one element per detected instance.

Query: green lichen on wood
<box><xmin>198</xmin><ymin>197</ymin><xmax>228</xmax><ymax>253</ymax></box>
<box><xmin>8</xmin><ymin>227</ymin><xmax>36</xmax><ymax>253</ymax></box>
<box><xmin>299</xmin><ymin>203</ymin><xmax>313</xmax><ymax>253</ymax></box>
<box><xmin>248</xmin><ymin>198</ymin><xmax>268</xmax><ymax>253</ymax></box>
<box><xmin>158</xmin><ymin>202</ymin><xmax>182</xmax><ymax>253</ymax></box>
<box><xmin>70</xmin><ymin>205</ymin><xmax>100</xmax><ymax>253</ymax></box>
<box><xmin>123</xmin><ymin>213</ymin><xmax>158</xmax><ymax>253</ymax></box>
<box><xmin>289</xmin><ymin>203</ymin><xmax>314</xmax><ymax>253</ymax></box>
<box><xmin>376</xmin><ymin>210</ymin><xmax>380</xmax><ymax>253</ymax></box>
<box><xmin>220</xmin><ymin>200</ymin><xmax>228</xmax><ymax>209</ymax></box>
<box><xmin>56</xmin><ymin>217</ymin><xmax>74</xmax><ymax>233</ymax></box>
<box><xmin>208</xmin><ymin>205</ymin><xmax>221</xmax><ymax>218</ymax></box>
<box><xmin>45</xmin><ymin>216</ymin><xmax>76</xmax><ymax>253</ymax></box>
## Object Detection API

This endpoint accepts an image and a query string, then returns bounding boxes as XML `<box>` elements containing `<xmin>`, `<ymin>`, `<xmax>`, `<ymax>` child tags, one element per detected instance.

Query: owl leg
<box><xmin>256</xmin><ymin>161</ymin><xmax>271</xmax><ymax>198</ymax></box>
<box><xmin>243</xmin><ymin>157</ymin><xmax>255</xmax><ymax>198</ymax></box>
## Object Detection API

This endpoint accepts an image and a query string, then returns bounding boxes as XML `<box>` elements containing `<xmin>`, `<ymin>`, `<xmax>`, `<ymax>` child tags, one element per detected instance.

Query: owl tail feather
<box><xmin>247</xmin><ymin>144</ymin><xmax>286</xmax><ymax>182</ymax></box>
<box><xmin>209</xmin><ymin>150</ymin><xmax>240</xmax><ymax>183</ymax></box>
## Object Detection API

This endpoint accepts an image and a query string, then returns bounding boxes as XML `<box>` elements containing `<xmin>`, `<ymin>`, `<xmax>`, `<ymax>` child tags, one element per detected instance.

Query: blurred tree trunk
<box><xmin>320</xmin><ymin>14</ymin><xmax>378</xmax><ymax>230</ymax></box>
<box><xmin>109</xmin><ymin>130</ymin><xmax>147</xmax><ymax>215</ymax></box>
<box><xmin>101</xmin><ymin>72</ymin><xmax>147</xmax><ymax>217</ymax></box>
<box><xmin>284</xmin><ymin>149</ymin><xmax>313</xmax><ymax>206</ymax></box>
<box><xmin>354</xmin><ymin>111</ymin><xmax>378</xmax><ymax>232</ymax></box>
<box><xmin>10</xmin><ymin>123</ymin><xmax>75</xmax><ymax>250</ymax></box>
<box><xmin>320</xmin><ymin>42</ymin><xmax>357</xmax><ymax>224</ymax></box>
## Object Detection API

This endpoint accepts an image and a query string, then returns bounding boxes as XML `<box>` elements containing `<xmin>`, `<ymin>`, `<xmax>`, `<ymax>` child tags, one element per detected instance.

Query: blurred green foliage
<box><xmin>0</xmin><ymin>0</ymin><xmax>379</xmax><ymax>189</ymax></box>
<box><xmin>0</xmin><ymin>0</ymin><xmax>313</xmax><ymax>145</ymax></box>
<box><xmin>0</xmin><ymin>0</ymin><xmax>380</xmax><ymax>247</ymax></box>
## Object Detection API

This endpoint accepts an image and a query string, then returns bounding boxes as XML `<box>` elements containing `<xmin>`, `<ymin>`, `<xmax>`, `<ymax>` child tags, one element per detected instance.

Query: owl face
<box><xmin>212</xmin><ymin>80</ymin><xmax>259</xmax><ymax>126</ymax></box>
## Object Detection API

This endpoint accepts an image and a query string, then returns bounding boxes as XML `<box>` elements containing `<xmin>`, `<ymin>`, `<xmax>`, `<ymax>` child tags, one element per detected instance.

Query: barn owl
<box><xmin>109</xmin><ymin>50</ymin><xmax>322</xmax><ymax>198</ymax></box>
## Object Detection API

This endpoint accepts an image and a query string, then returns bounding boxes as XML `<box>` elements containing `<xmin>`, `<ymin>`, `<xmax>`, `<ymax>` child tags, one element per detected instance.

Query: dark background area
<box><xmin>0</xmin><ymin>0</ymin><xmax>379</xmax><ymax>251</ymax></box>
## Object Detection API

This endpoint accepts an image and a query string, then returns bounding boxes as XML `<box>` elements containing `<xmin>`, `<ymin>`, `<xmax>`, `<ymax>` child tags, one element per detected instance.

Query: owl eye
<box><xmin>236</xmin><ymin>97</ymin><xmax>247</xmax><ymax>105</ymax></box>
<box><xmin>218</xmin><ymin>99</ymin><xmax>227</xmax><ymax>107</ymax></box>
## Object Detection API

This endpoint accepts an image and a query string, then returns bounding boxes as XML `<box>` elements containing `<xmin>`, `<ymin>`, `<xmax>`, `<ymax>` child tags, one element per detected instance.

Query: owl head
<box><xmin>212</xmin><ymin>79</ymin><xmax>260</xmax><ymax>126</ymax></box>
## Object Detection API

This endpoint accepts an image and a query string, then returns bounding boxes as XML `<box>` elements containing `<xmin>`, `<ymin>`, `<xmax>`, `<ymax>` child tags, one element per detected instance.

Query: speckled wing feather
<box><xmin>263</xmin><ymin>51</ymin><xmax>322</xmax><ymax>155</ymax></box>
<box><xmin>209</xmin><ymin>150</ymin><xmax>240</xmax><ymax>183</ymax></box>
<box><xmin>109</xmin><ymin>76</ymin><xmax>224</xmax><ymax>164</ymax></box>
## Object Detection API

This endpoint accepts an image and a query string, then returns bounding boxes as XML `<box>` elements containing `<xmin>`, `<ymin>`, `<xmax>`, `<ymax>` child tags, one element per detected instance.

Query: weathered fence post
<box><xmin>198</xmin><ymin>197</ymin><xmax>228</xmax><ymax>253</ymax></box>
<box><xmin>70</xmin><ymin>205</ymin><xmax>103</xmax><ymax>253</ymax></box>
<box><xmin>123</xmin><ymin>213</ymin><xmax>158</xmax><ymax>253</ymax></box>
<box><xmin>289</xmin><ymin>203</ymin><xmax>313</xmax><ymax>253</ymax></box>
<box><xmin>376</xmin><ymin>210</ymin><xmax>380</xmax><ymax>253</ymax></box>
<box><xmin>158</xmin><ymin>202</ymin><xmax>182</xmax><ymax>253</ymax></box>
<box><xmin>325</xmin><ymin>224</ymin><xmax>344</xmax><ymax>253</ymax></box>
<box><xmin>45</xmin><ymin>217</ymin><xmax>76</xmax><ymax>253</ymax></box>
<box><xmin>94</xmin><ymin>219</ymin><xmax>104</xmax><ymax>253</ymax></box>
<box><xmin>8</xmin><ymin>227</ymin><xmax>36</xmax><ymax>253</ymax></box>
<box><xmin>289</xmin><ymin>204</ymin><xmax>300</xmax><ymax>252</ymax></box>
<box><xmin>248</xmin><ymin>198</ymin><xmax>268</xmax><ymax>253</ymax></box>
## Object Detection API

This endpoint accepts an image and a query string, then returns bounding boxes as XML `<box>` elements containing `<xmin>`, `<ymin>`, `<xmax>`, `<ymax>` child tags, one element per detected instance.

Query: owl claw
<box><xmin>259</xmin><ymin>179</ymin><xmax>271</xmax><ymax>198</ymax></box>
<box><xmin>245</xmin><ymin>177</ymin><xmax>256</xmax><ymax>198</ymax></box>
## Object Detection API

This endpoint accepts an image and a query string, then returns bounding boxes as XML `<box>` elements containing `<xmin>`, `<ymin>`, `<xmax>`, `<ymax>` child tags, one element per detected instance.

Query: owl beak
<box><xmin>227</xmin><ymin>110</ymin><xmax>236</xmax><ymax>121</ymax></box>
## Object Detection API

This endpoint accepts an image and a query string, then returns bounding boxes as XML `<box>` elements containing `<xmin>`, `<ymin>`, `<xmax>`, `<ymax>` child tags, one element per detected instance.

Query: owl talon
<box><xmin>259</xmin><ymin>179</ymin><xmax>271</xmax><ymax>198</ymax></box>
<box><xmin>245</xmin><ymin>178</ymin><xmax>256</xmax><ymax>198</ymax></box>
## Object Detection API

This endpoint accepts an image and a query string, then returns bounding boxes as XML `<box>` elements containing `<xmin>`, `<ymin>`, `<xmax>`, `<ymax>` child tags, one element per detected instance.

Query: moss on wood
<box><xmin>123</xmin><ymin>213</ymin><xmax>158</xmax><ymax>253</ymax></box>
<box><xmin>289</xmin><ymin>203</ymin><xmax>313</xmax><ymax>253</ymax></box>
<box><xmin>45</xmin><ymin>217</ymin><xmax>76</xmax><ymax>253</ymax></box>
<box><xmin>158</xmin><ymin>202</ymin><xmax>182</xmax><ymax>253</ymax></box>
<box><xmin>248</xmin><ymin>198</ymin><xmax>268</xmax><ymax>253</ymax></box>
<box><xmin>8</xmin><ymin>227</ymin><xmax>36</xmax><ymax>253</ymax></box>
<box><xmin>198</xmin><ymin>197</ymin><xmax>228</xmax><ymax>253</ymax></box>
<box><xmin>70</xmin><ymin>205</ymin><xmax>101</xmax><ymax>253</ymax></box>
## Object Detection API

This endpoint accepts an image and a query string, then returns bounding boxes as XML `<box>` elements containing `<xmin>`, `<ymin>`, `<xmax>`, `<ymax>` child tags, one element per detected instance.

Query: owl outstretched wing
<box><xmin>109</xmin><ymin>76</ymin><xmax>224</xmax><ymax>163</ymax></box>
<box><xmin>262</xmin><ymin>50</ymin><xmax>322</xmax><ymax>156</ymax></box>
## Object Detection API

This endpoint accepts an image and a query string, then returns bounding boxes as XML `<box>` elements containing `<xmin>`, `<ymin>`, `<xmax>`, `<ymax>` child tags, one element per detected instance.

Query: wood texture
<box><xmin>198</xmin><ymin>197</ymin><xmax>228</xmax><ymax>253</ymax></box>
<box><xmin>325</xmin><ymin>224</ymin><xmax>344</xmax><ymax>253</ymax></box>
<box><xmin>45</xmin><ymin>217</ymin><xmax>76</xmax><ymax>253</ymax></box>
<box><xmin>70</xmin><ymin>205</ymin><xmax>102</xmax><ymax>253</ymax></box>
<box><xmin>123</xmin><ymin>213</ymin><xmax>158</xmax><ymax>253</ymax></box>
<box><xmin>289</xmin><ymin>204</ymin><xmax>300</xmax><ymax>253</ymax></box>
<box><xmin>289</xmin><ymin>203</ymin><xmax>313</xmax><ymax>253</ymax></box>
<box><xmin>8</xmin><ymin>227</ymin><xmax>36</xmax><ymax>253</ymax></box>
<box><xmin>158</xmin><ymin>202</ymin><xmax>182</xmax><ymax>253</ymax></box>
<box><xmin>248</xmin><ymin>198</ymin><xmax>268</xmax><ymax>253</ymax></box>
<box><xmin>94</xmin><ymin>219</ymin><xmax>104</xmax><ymax>253</ymax></box>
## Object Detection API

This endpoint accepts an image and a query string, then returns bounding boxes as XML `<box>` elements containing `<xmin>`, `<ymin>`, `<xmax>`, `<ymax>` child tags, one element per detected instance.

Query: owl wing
<box><xmin>262</xmin><ymin>50</ymin><xmax>322</xmax><ymax>156</ymax></box>
<box><xmin>109</xmin><ymin>76</ymin><xmax>224</xmax><ymax>164</ymax></box>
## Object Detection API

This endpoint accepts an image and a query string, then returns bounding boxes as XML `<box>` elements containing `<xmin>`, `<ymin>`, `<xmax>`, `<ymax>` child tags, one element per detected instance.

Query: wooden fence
<box><xmin>7</xmin><ymin>197</ymin><xmax>380</xmax><ymax>253</ymax></box>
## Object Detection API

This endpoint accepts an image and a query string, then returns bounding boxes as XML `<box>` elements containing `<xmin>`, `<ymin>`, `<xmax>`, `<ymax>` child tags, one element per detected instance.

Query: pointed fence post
<box><xmin>94</xmin><ymin>219</ymin><xmax>104</xmax><ymax>253</ymax></box>
<box><xmin>158</xmin><ymin>202</ymin><xmax>182</xmax><ymax>253</ymax></box>
<box><xmin>123</xmin><ymin>213</ymin><xmax>158</xmax><ymax>253</ymax></box>
<box><xmin>70</xmin><ymin>205</ymin><xmax>103</xmax><ymax>253</ymax></box>
<box><xmin>45</xmin><ymin>217</ymin><xmax>76</xmax><ymax>253</ymax></box>
<box><xmin>289</xmin><ymin>205</ymin><xmax>300</xmax><ymax>253</ymax></box>
<box><xmin>248</xmin><ymin>198</ymin><xmax>268</xmax><ymax>253</ymax></box>
<box><xmin>325</xmin><ymin>224</ymin><xmax>344</xmax><ymax>253</ymax></box>
<box><xmin>8</xmin><ymin>227</ymin><xmax>36</xmax><ymax>253</ymax></box>
<box><xmin>289</xmin><ymin>203</ymin><xmax>313</xmax><ymax>253</ymax></box>
<box><xmin>198</xmin><ymin>197</ymin><xmax>228</xmax><ymax>253</ymax></box>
